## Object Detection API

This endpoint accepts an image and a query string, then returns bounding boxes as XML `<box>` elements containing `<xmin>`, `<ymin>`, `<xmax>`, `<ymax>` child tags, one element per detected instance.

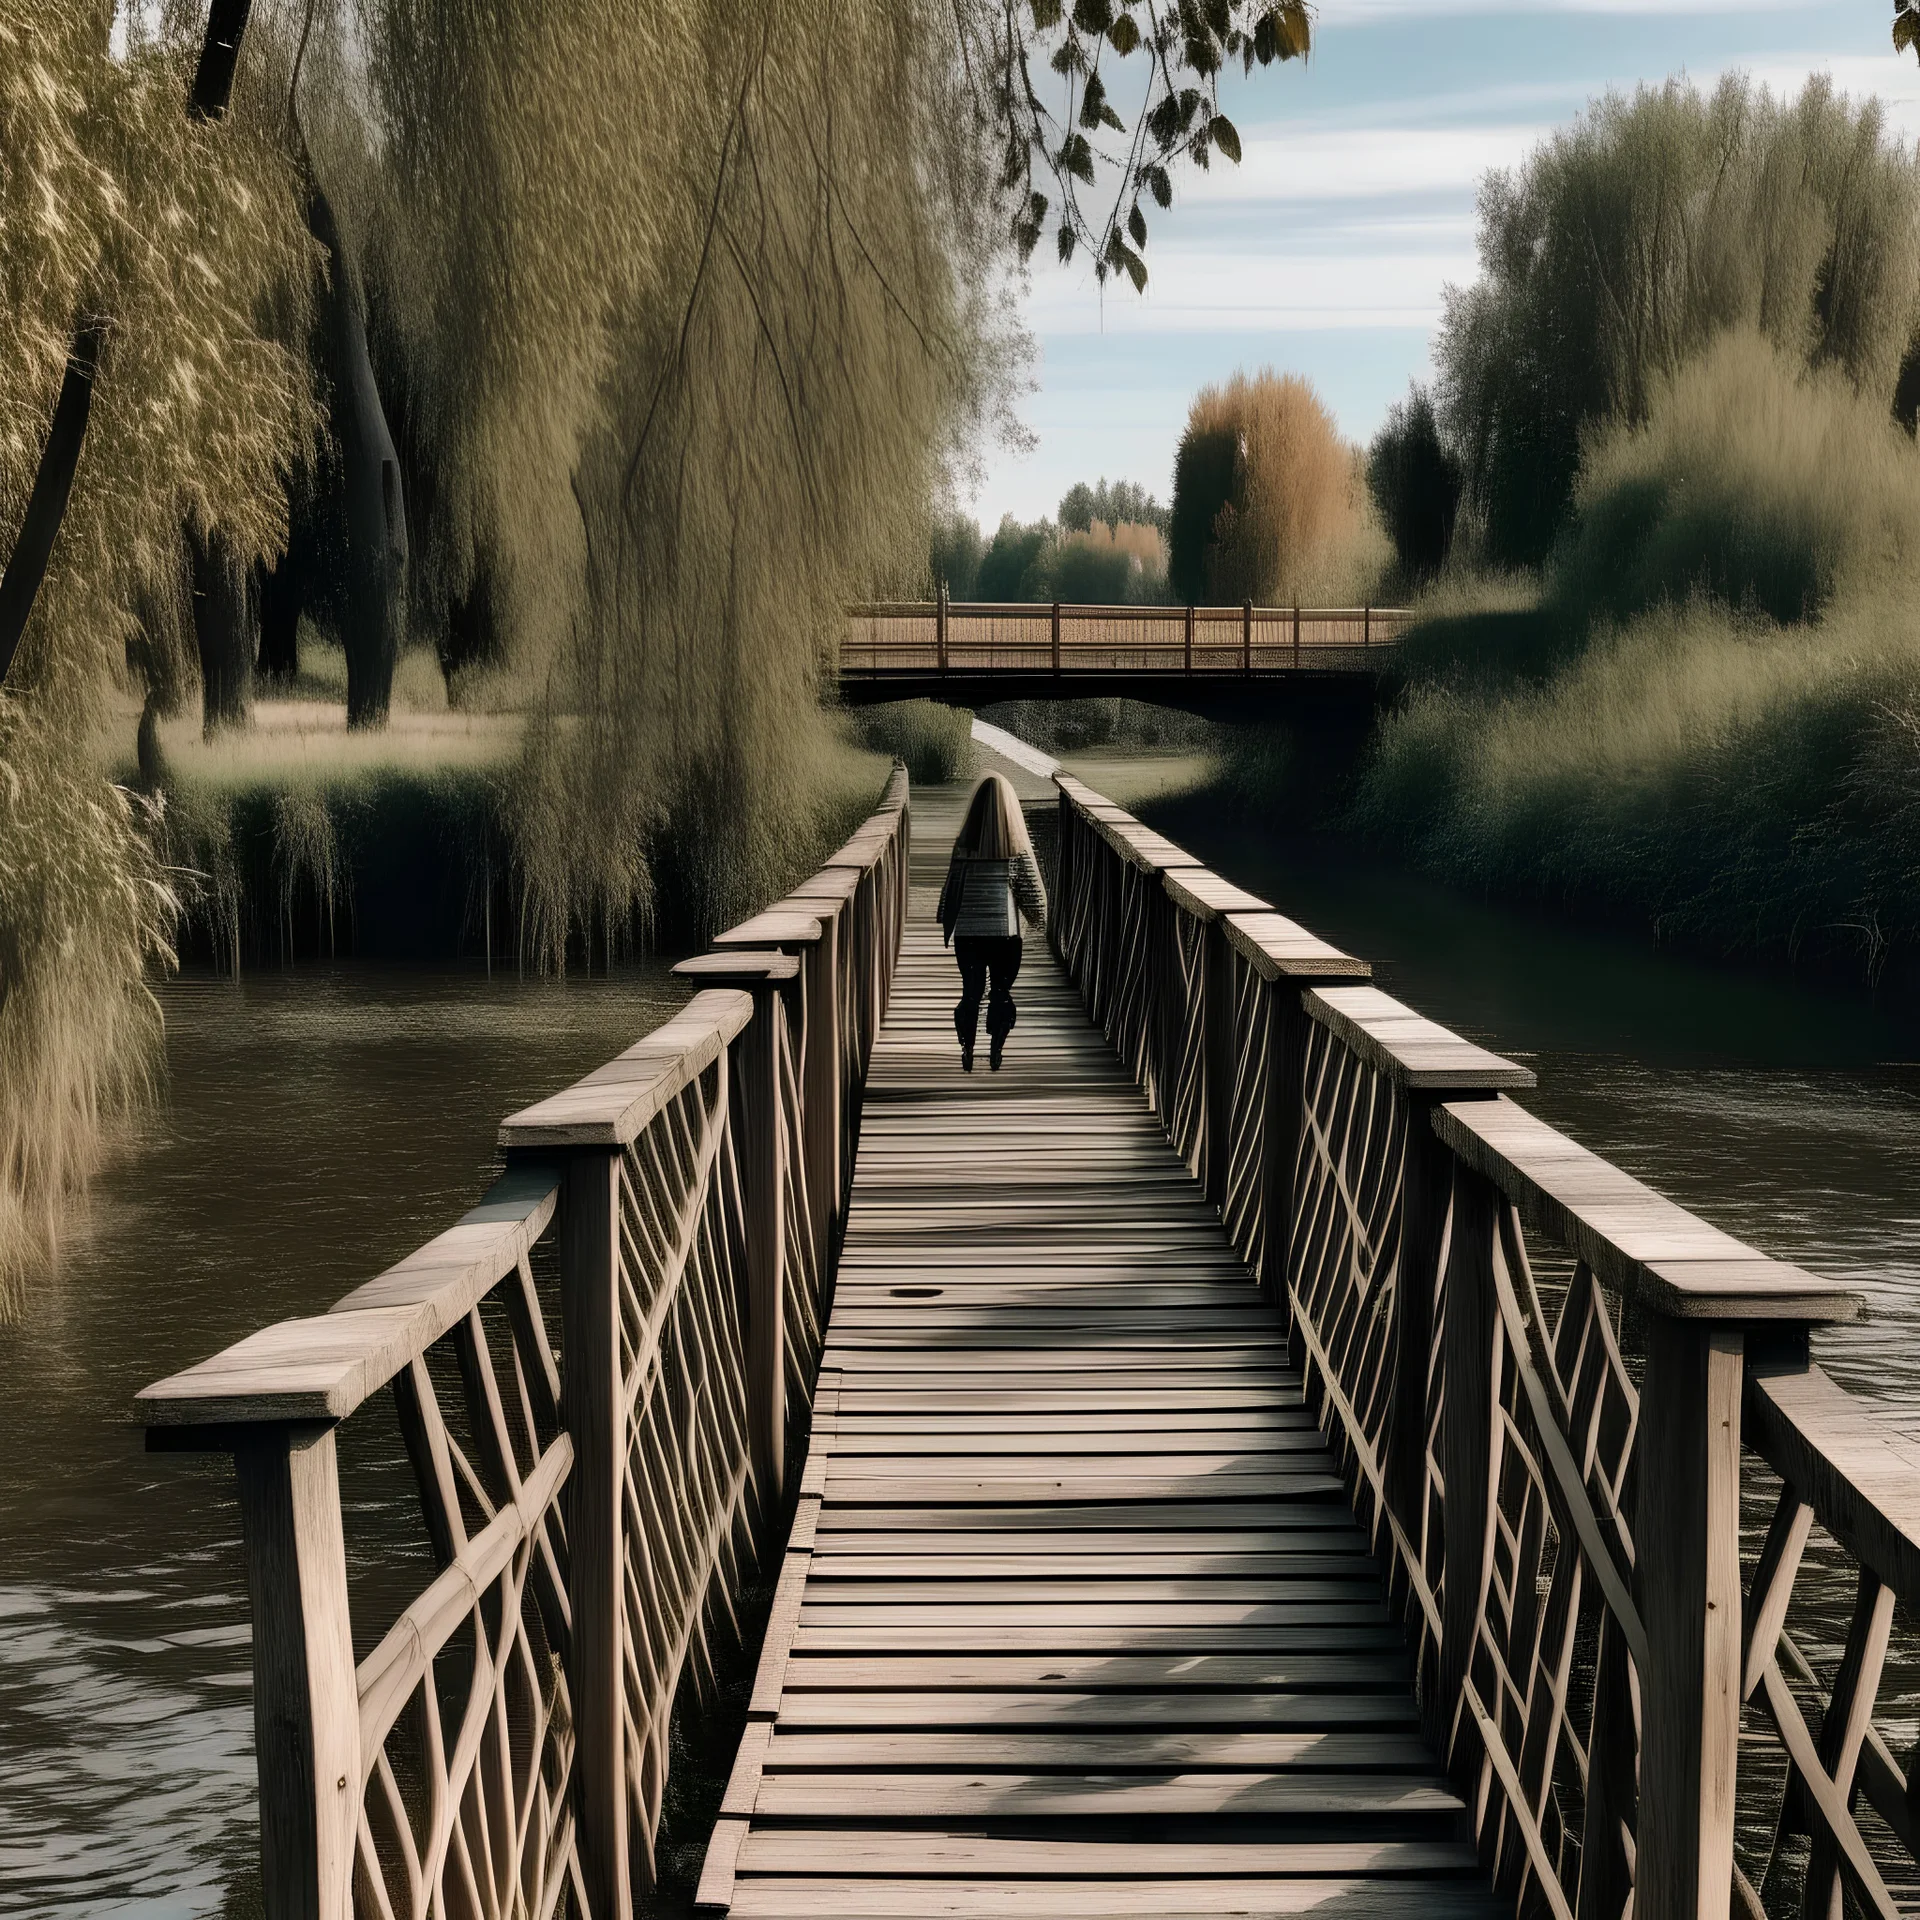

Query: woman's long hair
<box><xmin>952</xmin><ymin>772</ymin><xmax>1033</xmax><ymax>860</ymax></box>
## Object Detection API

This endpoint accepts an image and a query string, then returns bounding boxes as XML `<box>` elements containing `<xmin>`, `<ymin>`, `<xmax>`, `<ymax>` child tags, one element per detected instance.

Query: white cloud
<box><xmin>1025</xmin><ymin>241</ymin><xmax>1477</xmax><ymax>335</ymax></box>
<box><xmin>1179</xmin><ymin>123</ymin><xmax>1549</xmax><ymax>203</ymax></box>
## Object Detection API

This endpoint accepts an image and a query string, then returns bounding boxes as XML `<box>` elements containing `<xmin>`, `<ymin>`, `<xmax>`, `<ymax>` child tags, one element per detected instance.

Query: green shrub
<box><xmin>977</xmin><ymin>517</ymin><xmax>1052</xmax><ymax>600</ymax></box>
<box><xmin>846</xmin><ymin>701</ymin><xmax>975</xmax><ymax>784</ymax></box>
<box><xmin>1354</xmin><ymin>340</ymin><xmax>1920</xmax><ymax>972</ymax></box>
<box><xmin>1555</xmin><ymin>331</ymin><xmax>1920</xmax><ymax>627</ymax></box>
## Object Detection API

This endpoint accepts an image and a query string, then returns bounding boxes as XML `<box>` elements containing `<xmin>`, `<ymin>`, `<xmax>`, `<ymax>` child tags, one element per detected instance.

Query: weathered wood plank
<box><xmin>773</xmin><ymin>1690</ymin><xmax>1418</xmax><ymax>1728</ymax></box>
<box><xmin>1436</xmin><ymin>1096</ymin><xmax>1864</xmax><ymax>1322</ymax></box>
<box><xmin>750</xmin><ymin>1770</ymin><xmax>1462</xmax><ymax>1817</ymax></box>
<box><xmin>728</xmin><ymin>1880</ymin><xmax>1502</xmax><ymax>1918</ymax></box>
<box><xmin>736</xmin><ymin>1834</ymin><xmax>1474</xmax><ymax>1877</ymax></box>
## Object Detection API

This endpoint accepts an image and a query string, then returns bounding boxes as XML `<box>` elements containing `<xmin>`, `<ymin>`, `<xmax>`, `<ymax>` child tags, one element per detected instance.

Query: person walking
<box><xmin>937</xmin><ymin>771</ymin><xmax>1048</xmax><ymax>1072</ymax></box>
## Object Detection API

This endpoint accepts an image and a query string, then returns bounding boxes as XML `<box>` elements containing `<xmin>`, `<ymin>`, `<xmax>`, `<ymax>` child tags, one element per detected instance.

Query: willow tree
<box><xmin>268</xmin><ymin>0</ymin><xmax>1302</xmax><ymax>946</ymax></box>
<box><xmin>0</xmin><ymin>0</ymin><xmax>1316</xmax><ymax>1291</ymax></box>
<box><xmin>0</xmin><ymin>3</ymin><xmax>316</xmax><ymax>1288</ymax></box>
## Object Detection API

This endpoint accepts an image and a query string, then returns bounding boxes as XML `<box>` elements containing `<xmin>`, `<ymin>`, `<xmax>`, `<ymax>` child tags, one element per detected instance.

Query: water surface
<box><xmin>1147</xmin><ymin>804</ymin><xmax>1920</xmax><ymax>1411</ymax></box>
<box><xmin>0</xmin><ymin>964</ymin><xmax>684</xmax><ymax>1919</ymax></box>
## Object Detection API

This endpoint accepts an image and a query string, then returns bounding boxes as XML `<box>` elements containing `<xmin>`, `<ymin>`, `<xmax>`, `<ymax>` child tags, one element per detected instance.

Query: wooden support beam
<box><xmin>732</xmin><ymin>978</ymin><xmax>790</xmax><ymax>1510</ymax></box>
<box><xmin>560</xmin><ymin>1145</ymin><xmax>629</xmax><ymax>1918</ymax></box>
<box><xmin>1436</xmin><ymin>1163</ymin><xmax>1497</xmax><ymax>1767</ymax></box>
<box><xmin>1637</xmin><ymin>1318</ymin><xmax>1744</xmax><ymax>1920</ymax></box>
<box><xmin>233</xmin><ymin>1422</ymin><xmax>359</xmax><ymax>1920</ymax></box>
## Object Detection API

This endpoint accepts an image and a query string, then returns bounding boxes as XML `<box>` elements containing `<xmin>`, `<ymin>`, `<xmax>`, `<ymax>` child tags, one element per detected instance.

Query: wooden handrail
<box><xmin>137</xmin><ymin>764</ymin><xmax>913</xmax><ymax>1920</ymax></box>
<box><xmin>140</xmin><ymin>1160</ymin><xmax>561</xmax><ymax>1429</ymax></box>
<box><xmin>1049</xmin><ymin>767</ymin><xmax>1893</xmax><ymax>1920</ymax></box>
<box><xmin>1436</xmin><ymin>1095</ymin><xmax>1863</xmax><ymax>1322</ymax></box>
<box><xmin>1305</xmin><ymin>983</ymin><xmax>1537</xmax><ymax>1092</ymax></box>
<box><xmin>848</xmin><ymin>599</ymin><xmax>1414</xmax><ymax>619</ymax></box>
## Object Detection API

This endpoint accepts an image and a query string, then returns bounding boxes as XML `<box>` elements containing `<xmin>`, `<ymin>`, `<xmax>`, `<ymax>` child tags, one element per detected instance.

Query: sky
<box><xmin>969</xmin><ymin>0</ymin><xmax>1920</xmax><ymax>528</ymax></box>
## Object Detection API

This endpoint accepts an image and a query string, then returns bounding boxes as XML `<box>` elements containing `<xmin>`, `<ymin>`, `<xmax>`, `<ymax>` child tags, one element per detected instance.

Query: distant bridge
<box><xmin>841</xmin><ymin>599</ymin><xmax>1410</xmax><ymax>716</ymax></box>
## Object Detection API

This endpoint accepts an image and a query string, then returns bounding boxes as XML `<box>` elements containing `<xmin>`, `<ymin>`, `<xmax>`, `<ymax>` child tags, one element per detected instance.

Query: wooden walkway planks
<box><xmin>698</xmin><ymin>782</ymin><xmax>1500</xmax><ymax>1920</ymax></box>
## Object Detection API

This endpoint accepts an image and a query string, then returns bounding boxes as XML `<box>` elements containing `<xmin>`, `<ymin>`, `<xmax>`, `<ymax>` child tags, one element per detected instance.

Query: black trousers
<box><xmin>954</xmin><ymin>935</ymin><xmax>1023</xmax><ymax>1049</ymax></box>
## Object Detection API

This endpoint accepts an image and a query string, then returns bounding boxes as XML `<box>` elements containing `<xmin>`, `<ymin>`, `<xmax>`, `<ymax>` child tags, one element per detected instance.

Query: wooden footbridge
<box><xmin>840</xmin><ymin>601</ymin><xmax>1410</xmax><ymax>715</ymax></box>
<box><xmin>141</xmin><ymin>758</ymin><xmax>1920</xmax><ymax>1920</ymax></box>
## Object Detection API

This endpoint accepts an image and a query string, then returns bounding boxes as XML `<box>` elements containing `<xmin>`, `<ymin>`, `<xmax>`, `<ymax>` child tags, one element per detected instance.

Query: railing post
<box><xmin>1183</xmin><ymin>602</ymin><xmax>1194</xmax><ymax>672</ymax></box>
<box><xmin>801</xmin><ymin>929</ymin><xmax>839</xmax><ymax>1274</ymax></box>
<box><xmin>1292</xmin><ymin>601</ymin><xmax>1300</xmax><ymax>670</ymax></box>
<box><xmin>734</xmin><ymin>980</ymin><xmax>789</xmax><ymax>1509</ymax></box>
<box><xmin>1636</xmin><ymin>1317</ymin><xmax>1744</xmax><ymax>1920</ymax></box>
<box><xmin>1383</xmin><ymin>1097</ymin><xmax>1455</xmax><ymax>1544</ymax></box>
<box><xmin>1242</xmin><ymin>599</ymin><xmax>1252</xmax><ymax>675</ymax></box>
<box><xmin>1051</xmin><ymin>599</ymin><xmax>1061</xmax><ymax>676</ymax></box>
<box><xmin>1436</xmin><ymin>1158</ymin><xmax>1498</xmax><ymax>1763</ymax></box>
<box><xmin>1364</xmin><ymin>601</ymin><xmax>1371</xmax><ymax>647</ymax></box>
<box><xmin>1202</xmin><ymin>920</ymin><xmax>1233</xmax><ymax>1208</ymax></box>
<box><xmin>1264</xmin><ymin>985</ymin><xmax>1306</xmax><ymax>1312</ymax></box>
<box><xmin>559</xmin><ymin>1144</ymin><xmax>629</xmax><ymax>1918</ymax></box>
<box><xmin>232</xmin><ymin>1423</ymin><xmax>359</xmax><ymax>1920</ymax></box>
<box><xmin>936</xmin><ymin>583</ymin><xmax>948</xmax><ymax>672</ymax></box>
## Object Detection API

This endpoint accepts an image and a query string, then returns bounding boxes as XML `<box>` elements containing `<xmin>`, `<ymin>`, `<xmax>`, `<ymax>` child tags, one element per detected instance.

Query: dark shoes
<box><xmin>989</xmin><ymin>1037</ymin><xmax>1004</xmax><ymax>1071</ymax></box>
<box><xmin>960</xmin><ymin>1044</ymin><xmax>974</xmax><ymax>1072</ymax></box>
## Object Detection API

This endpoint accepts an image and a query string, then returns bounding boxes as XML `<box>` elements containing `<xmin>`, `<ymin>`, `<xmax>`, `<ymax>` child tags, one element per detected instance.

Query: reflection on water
<box><xmin>1154</xmin><ymin>808</ymin><xmax>1920</xmax><ymax>1411</ymax></box>
<box><xmin>0</xmin><ymin>965</ymin><xmax>683</xmax><ymax>1918</ymax></box>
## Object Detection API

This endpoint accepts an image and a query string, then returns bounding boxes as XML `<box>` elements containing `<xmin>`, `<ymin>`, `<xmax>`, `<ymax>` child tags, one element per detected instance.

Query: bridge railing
<box><xmin>136</xmin><ymin>765</ymin><xmax>909</xmax><ymax>1920</ymax></box>
<box><xmin>845</xmin><ymin>598</ymin><xmax>1411</xmax><ymax>676</ymax></box>
<box><xmin>1052</xmin><ymin>771</ymin><xmax>1920</xmax><ymax>1920</ymax></box>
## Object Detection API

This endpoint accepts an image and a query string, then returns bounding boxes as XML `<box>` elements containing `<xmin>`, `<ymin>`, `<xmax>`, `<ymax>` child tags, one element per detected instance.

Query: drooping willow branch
<box><xmin>0</xmin><ymin>0</ymin><xmax>256</xmax><ymax>690</ymax></box>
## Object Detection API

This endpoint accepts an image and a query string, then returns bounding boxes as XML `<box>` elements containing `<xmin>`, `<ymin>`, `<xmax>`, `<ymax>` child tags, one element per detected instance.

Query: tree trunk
<box><xmin>257</xmin><ymin>550</ymin><xmax>301</xmax><ymax>682</ymax></box>
<box><xmin>0</xmin><ymin>323</ymin><xmax>104</xmax><ymax>689</ymax></box>
<box><xmin>188</xmin><ymin>0</ymin><xmax>253</xmax><ymax>121</ymax></box>
<box><xmin>307</xmin><ymin>188</ymin><xmax>408</xmax><ymax>728</ymax></box>
<box><xmin>191</xmin><ymin>527</ymin><xmax>255</xmax><ymax>733</ymax></box>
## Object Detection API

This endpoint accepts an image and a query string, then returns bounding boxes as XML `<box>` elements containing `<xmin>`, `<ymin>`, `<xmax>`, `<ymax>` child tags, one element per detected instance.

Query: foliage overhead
<box><xmin>968</xmin><ymin>0</ymin><xmax>1311</xmax><ymax>289</ymax></box>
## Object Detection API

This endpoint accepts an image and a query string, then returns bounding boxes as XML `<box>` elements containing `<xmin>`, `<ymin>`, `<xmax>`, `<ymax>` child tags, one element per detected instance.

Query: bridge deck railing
<box><xmin>844</xmin><ymin>598</ymin><xmax>1412</xmax><ymax>677</ymax></box>
<box><xmin>136</xmin><ymin>766</ymin><xmax>909</xmax><ymax>1920</ymax></box>
<box><xmin>1053</xmin><ymin>770</ymin><xmax>1920</xmax><ymax>1920</ymax></box>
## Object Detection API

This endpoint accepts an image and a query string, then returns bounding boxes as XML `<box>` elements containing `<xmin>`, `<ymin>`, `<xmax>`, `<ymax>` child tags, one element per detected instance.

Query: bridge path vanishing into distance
<box><xmin>688</xmin><ymin>774</ymin><xmax>1496</xmax><ymax>1918</ymax></box>
<box><xmin>137</xmin><ymin>740</ymin><xmax>1920</xmax><ymax>1920</ymax></box>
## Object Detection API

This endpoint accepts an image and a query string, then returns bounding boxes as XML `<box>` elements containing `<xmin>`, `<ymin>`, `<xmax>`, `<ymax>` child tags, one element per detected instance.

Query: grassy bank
<box><xmin>116</xmin><ymin>665</ymin><xmax>894</xmax><ymax>970</ymax></box>
<box><xmin>1340</xmin><ymin>336</ymin><xmax>1920</xmax><ymax>983</ymax></box>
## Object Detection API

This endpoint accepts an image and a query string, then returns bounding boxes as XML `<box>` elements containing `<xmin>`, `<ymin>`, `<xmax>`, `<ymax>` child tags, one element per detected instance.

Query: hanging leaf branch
<box><xmin>968</xmin><ymin>0</ymin><xmax>1311</xmax><ymax>291</ymax></box>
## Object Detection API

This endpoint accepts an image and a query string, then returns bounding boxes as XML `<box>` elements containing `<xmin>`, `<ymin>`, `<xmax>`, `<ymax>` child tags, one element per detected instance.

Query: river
<box><xmin>0</xmin><ymin>964</ymin><xmax>685</xmax><ymax>1919</ymax></box>
<box><xmin>8</xmin><ymin>781</ymin><xmax>1920</xmax><ymax>1915</ymax></box>
<box><xmin>1141</xmin><ymin>794</ymin><xmax>1920</xmax><ymax>1414</ymax></box>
